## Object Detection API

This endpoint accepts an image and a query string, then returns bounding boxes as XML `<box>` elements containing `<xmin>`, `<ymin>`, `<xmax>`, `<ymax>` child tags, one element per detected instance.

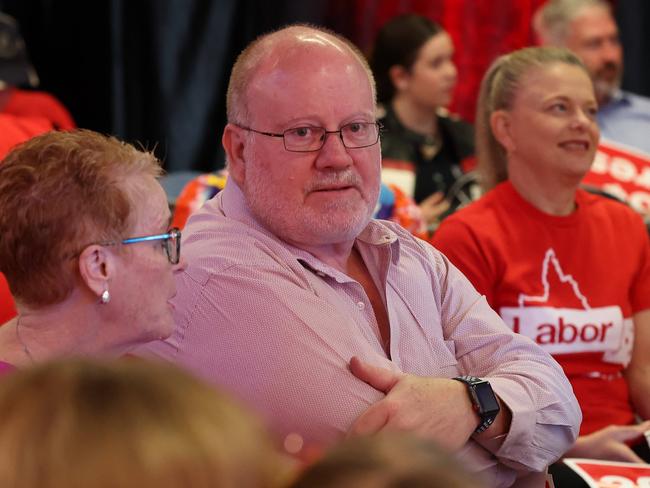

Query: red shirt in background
<box><xmin>2</xmin><ymin>88</ymin><xmax>75</xmax><ymax>130</ymax></box>
<box><xmin>0</xmin><ymin>111</ymin><xmax>55</xmax><ymax>324</ymax></box>
<box><xmin>0</xmin><ymin>113</ymin><xmax>53</xmax><ymax>160</ymax></box>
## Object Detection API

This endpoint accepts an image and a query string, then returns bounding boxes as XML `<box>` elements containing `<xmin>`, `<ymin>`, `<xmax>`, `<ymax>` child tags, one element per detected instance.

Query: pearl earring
<box><xmin>101</xmin><ymin>289</ymin><xmax>110</xmax><ymax>304</ymax></box>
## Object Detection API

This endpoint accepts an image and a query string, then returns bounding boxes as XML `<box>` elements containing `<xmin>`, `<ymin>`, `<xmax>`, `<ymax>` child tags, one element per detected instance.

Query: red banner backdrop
<box><xmin>350</xmin><ymin>0</ymin><xmax>547</xmax><ymax>122</ymax></box>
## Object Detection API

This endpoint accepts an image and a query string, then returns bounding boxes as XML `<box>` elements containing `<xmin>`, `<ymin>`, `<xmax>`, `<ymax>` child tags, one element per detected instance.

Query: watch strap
<box><xmin>453</xmin><ymin>375</ymin><xmax>498</xmax><ymax>435</ymax></box>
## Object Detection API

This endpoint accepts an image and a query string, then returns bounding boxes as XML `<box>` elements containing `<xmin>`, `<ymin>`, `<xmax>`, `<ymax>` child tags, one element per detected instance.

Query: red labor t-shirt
<box><xmin>433</xmin><ymin>181</ymin><xmax>650</xmax><ymax>435</ymax></box>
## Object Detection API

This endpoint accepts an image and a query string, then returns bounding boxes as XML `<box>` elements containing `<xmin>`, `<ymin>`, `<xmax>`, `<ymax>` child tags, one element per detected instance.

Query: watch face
<box><xmin>474</xmin><ymin>382</ymin><xmax>500</xmax><ymax>414</ymax></box>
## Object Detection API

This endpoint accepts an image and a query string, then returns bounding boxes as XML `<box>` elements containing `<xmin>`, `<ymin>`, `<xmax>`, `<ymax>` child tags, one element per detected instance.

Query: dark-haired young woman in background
<box><xmin>370</xmin><ymin>14</ymin><xmax>478</xmax><ymax>232</ymax></box>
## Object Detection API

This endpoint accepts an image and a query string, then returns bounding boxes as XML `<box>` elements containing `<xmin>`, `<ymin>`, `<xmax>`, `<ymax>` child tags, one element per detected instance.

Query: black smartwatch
<box><xmin>453</xmin><ymin>375</ymin><xmax>500</xmax><ymax>434</ymax></box>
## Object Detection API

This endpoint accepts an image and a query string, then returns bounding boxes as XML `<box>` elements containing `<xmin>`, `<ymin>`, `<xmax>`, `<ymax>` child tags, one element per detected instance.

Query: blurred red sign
<box><xmin>584</xmin><ymin>139</ymin><xmax>650</xmax><ymax>215</ymax></box>
<box><xmin>564</xmin><ymin>458</ymin><xmax>650</xmax><ymax>487</ymax></box>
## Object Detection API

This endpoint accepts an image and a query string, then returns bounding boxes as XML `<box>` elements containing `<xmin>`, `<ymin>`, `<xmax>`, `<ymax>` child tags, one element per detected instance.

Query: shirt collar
<box><xmin>602</xmin><ymin>89</ymin><xmax>630</xmax><ymax>109</ymax></box>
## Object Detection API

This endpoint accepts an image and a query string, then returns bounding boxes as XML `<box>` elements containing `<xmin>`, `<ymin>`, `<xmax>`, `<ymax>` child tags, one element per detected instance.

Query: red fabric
<box><xmin>0</xmin><ymin>112</ymin><xmax>52</xmax><ymax>324</ymax></box>
<box><xmin>441</xmin><ymin>0</ymin><xmax>545</xmax><ymax>121</ymax></box>
<box><xmin>351</xmin><ymin>0</ymin><xmax>547</xmax><ymax>122</ymax></box>
<box><xmin>0</xmin><ymin>113</ymin><xmax>53</xmax><ymax>160</ymax></box>
<box><xmin>433</xmin><ymin>181</ymin><xmax>650</xmax><ymax>435</ymax></box>
<box><xmin>3</xmin><ymin>88</ymin><xmax>75</xmax><ymax>130</ymax></box>
<box><xmin>0</xmin><ymin>273</ymin><xmax>16</xmax><ymax>325</ymax></box>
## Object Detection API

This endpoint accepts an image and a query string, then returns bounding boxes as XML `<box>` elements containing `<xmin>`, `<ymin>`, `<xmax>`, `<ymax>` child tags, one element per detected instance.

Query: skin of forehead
<box><xmin>129</xmin><ymin>176</ymin><xmax>170</xmax><ymax>232</ymax></box>
<box><xmin>515</xmin><ymin>62</ymin><xmax>594</xmax><ymax>104</ymax></box>
<box><xmin>249</xmin><ymin>28</ymin><xmax>370</xmax><ymax>95</ymax></box>
<box><xmin>569</xmin><ymin>4</ymin><xmax>615</xmax><ymax>37</ymax></box>
<box><xmin>265</xmin><ymin>27</ymin><xmax>354</xmax><ymax>61</ymax></box>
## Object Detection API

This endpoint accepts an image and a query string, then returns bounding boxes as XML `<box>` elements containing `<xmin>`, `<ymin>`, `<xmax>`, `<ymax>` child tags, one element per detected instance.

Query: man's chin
<box><xmin>594</xmin><ymin>77</ymin><xmax>621</xmax><ymax>104</ymax></box>
<box><xmin>294</xmin><ymin>211</ymin><xmax>371</xmax><ymax>246</ymax></box>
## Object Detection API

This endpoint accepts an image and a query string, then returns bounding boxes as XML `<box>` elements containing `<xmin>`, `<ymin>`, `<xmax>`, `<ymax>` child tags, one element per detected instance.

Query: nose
<box><xmin>314</xmin><ymin>131</ymin><xmax>354</xmax><ymax>170</ymax></box>
<box><xmin>570</xmin><ymin>108</ymin><xmax>594</xmax><ymax>131</ymax></box>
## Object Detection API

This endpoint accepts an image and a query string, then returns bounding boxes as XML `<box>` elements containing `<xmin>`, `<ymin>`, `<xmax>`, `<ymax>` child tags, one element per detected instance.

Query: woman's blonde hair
<box><xmin>0</xmin><ymin>359</ymin><xmax>287</xmax><ymax>488</ymax></box>
<box><xmin>476</xmin><ymin>46</ymin><xmax>587</xmax><ymax>191</ymax></box>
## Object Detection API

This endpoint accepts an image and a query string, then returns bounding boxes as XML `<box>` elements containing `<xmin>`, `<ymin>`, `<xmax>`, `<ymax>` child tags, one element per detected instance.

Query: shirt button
<box><xmin>357</xmin><ymin>301</ymin><xmax>365</xmax><ymax>310</ymax></box>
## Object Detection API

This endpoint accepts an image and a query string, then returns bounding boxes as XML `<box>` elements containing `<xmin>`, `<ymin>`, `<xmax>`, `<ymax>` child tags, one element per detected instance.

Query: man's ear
<box><xmin>222</xmin><ymin>123</ymin><xmax>248</xmax><ymax>187</ymax></box>
<box><xmin>490</xmin><ymin>110</ymin><xmax>516</xmax><ymax>153</ymax></box>
<box><xmin>388</xmin><ymin>65</ymin><xmax>410</xmax><ymax>92</ymax></box>
<box><xmin>78</xmin><ymin>245</ymin><xmax>113</xmax><ymax>299</ymax></box>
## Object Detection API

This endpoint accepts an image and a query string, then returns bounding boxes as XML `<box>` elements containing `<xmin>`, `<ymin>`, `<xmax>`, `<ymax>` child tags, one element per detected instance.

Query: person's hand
<box><xmin>565</xmin><ymin>420</ymin><xmax>650</xmax><ymax>463</ymax></box>
<box><xmin>347</xmin><ymin>356</ymin><xmax>477</xmax><ymax>450</ymax></box>
<box><xmin>419</xmin><ymin>192</ymin><xmax>451</xmax><ymax>226</ymax></box>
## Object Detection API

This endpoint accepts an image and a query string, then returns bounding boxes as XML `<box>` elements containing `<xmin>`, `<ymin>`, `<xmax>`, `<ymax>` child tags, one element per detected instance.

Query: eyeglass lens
<box><xmin>165</xmin><ymin>230</ymin><xmax>181</xmax><ymax>265</ymax></box>
<box><xmin>284</xmin><ymin>122</ymin><xmax>379</xmax><ymax>151</ymax></box>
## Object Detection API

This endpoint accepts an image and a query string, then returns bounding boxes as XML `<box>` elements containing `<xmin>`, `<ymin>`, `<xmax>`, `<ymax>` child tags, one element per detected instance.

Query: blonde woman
<box><xmin>433</xmin><ymin>47</ymin><xmax>650</xmax><ymax>464</ymax></box>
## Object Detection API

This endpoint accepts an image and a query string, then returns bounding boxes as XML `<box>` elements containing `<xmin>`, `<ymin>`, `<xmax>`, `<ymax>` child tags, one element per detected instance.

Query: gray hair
<box><xmin>476</xmin><ymin>46</ymin><xmax>588</xmax><ymax>191</ymax></box>
<box><xmin>534</xmin><ymin>0</ymin><xmax>612</xmax><ymax>45</ymax></box>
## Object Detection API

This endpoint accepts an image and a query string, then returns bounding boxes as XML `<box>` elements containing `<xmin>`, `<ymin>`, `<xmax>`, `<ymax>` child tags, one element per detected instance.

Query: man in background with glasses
<box><xmin>138</xmin><ymin>25</ymin><xmax>580</xmax><ymax>486</ymax></box>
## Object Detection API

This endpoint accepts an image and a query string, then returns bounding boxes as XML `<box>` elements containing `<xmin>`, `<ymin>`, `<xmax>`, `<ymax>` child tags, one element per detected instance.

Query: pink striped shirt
<box><xmin>139</xmin><ymin>180</ymin><xmax>580</xmax><ymax>487</ymax></box>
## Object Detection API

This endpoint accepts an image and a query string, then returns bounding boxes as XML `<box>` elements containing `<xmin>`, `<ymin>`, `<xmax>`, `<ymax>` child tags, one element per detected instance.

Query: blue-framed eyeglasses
<box><xmin>236</xmin><ymin>122</ymin><xmax>382</xmax><ymax>152</ymax></box>
<box><xmin>101</xmin><ymin>228</ymin><xmax>181</xmax><ymax>264</ymax></box>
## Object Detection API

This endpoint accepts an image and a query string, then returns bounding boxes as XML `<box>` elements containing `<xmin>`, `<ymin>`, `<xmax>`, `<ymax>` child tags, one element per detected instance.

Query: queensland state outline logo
<box><xmin>499</xmin><ymin>248</ymin><xmax>633</xmax><ymax>365</ymax></box>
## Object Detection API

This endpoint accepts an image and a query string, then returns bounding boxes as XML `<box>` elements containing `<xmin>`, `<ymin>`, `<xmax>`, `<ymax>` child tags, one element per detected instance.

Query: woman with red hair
<box><xmin>0</xmin><ymin>130</ymin><xmax>185</xmax><ymax>370</ymax></box>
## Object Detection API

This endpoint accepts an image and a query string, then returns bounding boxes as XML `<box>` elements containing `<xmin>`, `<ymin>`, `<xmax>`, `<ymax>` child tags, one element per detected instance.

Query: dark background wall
<box><xmin>1</xmin><ymin>0</ymin><xmax>647</xmax><ymax>173</ymax></box>
<box><xmin>616</xmin><ymin>0</ymin><xmax>650</xmax><ymax>98</ymax></box>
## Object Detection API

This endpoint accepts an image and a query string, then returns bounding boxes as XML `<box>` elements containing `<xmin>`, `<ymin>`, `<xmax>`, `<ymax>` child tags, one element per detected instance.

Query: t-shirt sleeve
<box><xmin>431</xmin><ymin>217</ymin><xmax>497</xmax><ymax>305</ymax></box>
